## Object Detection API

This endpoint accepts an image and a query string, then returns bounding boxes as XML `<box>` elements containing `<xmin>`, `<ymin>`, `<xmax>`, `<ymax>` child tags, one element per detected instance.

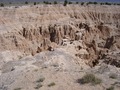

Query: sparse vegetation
<box><xmin>48</xmin><ymin>82</ymin><xmax>56</xmax><ymax>87</ymax></box>
<box><xmin>34</xmin><ymin>69</ymin><xmax>38</xmax><ymax>72</ymax></box>
<box><xmin>14</xmin><ymin>88</ymin><xmax>22</xmax><ymax>90</ymax></box>
<box><xmin>84</xmin><ymin>2</ymin><xmax>120</xmax><ymax>6</ymax></box>
<box><xmin>18</xmin><ymin>56</ymin><xmax>22</xmax><ymax>59</ymax></box>
<box><xmin>34</xmin><ymin>2</ymin><xmax>37</xmax><ymax>5</ymax></box>
<box><xmin>0</xmin><ymin>3</ymin><xmax>4</xmax><ymax>7</ymax></box>
<box><xmin>106</xmin><ymin>86</ymin><xmax>114</xmax><ymax>90</ymax></box>
<box><xmin>76</xmin><ymin>2</ymin><xmax>79</xmax><ymax>4</ymax></box>
<box><xmin>93</xmin><ymin>2</ymin><xmax>97</xmax><ymax>5</ymax></box>
<box><xmin>81</xmin><ymin>67</ymin><xmax>83</xmax><ymax>70</ymax></box>
<box><xmin>34</xmin><ymin>77</ymin><xmax>45</xmax><ymax>89</ymax></box>
<box><xmin>87</xmin><ymin>2</ymin><xmax>98</xmax><ymax>5</ymax></box>
<box><xmin>36</xmin><ymin>77</ymin><xmax>45</xmax><ymax>83</ymax></box>
<box><xmin>63</xmin><ymin>0</ymin><xmax>68</xmax><ymax>6</ymax></box>
<box><xmin>43</xmin><ymin>1</ymin><xmax>46</xmax><ymax>4</ymax></box>
<box><xmin>25</xmin><ymin>1</ymin><xmax>28</xmax><ymax>4</ymax></box>
<box><xmin>107</xmin><ymin>2</ymin><xmax>120</xmax><ymax>5</ymax></box>
<box><xmin>100</xmin><ymin>3</ymin><xmax>104</xmax><ymax>5</ymax></box>
<box><xmin>43</xmin><ymin>1</ymin><xmax>51</xmax><ymax>4</ymax></box>
<box><xmin>54</xmin><ymin>1</ymin><xmax>57</xmax><ymax>4</ymax></box>
<box><xmin>88</xmin><ymin>2</ymin><xmax>93</xmax><ymax>4</ymax></box>
<box><xmin>117</xmin><ymin>3</ymin><xmax>120</xmax><ymax>5</ymax></box>
<box><xmin>68</xmin><ymin>2</ymin><xmax>72</xmax><ymax>4</ymax></box>
<box><xmin>34</xmin><ymin>84</ymin><xmax>42</xmax><ymax>89</ymax></box>
<box><xmin>105</xmin><ymin>2</ymin><xmax>112</xmax><ymax>5</ymax></box>
<box><xmin>109</xmin><ymin>74</ymin><xmax>117</xmax><ymax>79</ymax></box>
<box><xmin>81</xmin><ymin>2</ymin><xmax>84</xmax><ymax>5</ymax></box>
<box><xmin>77</xmin><ymin>73</ymin><xmax>102</xmax><ymax>85</ymax></box>
<box><xmin>9</xmin><ymin>2</ymin><xmax>12</xmax><ymax>4</ymax></box>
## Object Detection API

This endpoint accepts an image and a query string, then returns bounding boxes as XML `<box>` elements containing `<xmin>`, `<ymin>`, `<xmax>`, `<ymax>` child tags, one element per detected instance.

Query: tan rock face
<box><xmin>0</xmin><ymin>5</ymin><xmax>120</xmax><ymax>66</ymax></box>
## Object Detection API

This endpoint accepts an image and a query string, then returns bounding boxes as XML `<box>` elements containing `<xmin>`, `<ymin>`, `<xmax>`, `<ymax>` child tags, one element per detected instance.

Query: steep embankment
<box><xmin>0</xmin><ymin>5</ymin><xmax>120</xmax><ymax>90</ymax></box>
<box><xmin>0</xmin><ymin>5</ymin><xmax>120</xmax><ymax>66</ymax></box>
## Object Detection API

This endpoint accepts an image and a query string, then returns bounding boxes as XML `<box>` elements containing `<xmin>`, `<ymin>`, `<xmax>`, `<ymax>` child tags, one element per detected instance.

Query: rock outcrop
<box><xmin>0</xmin><ymin>5</ymin><xmax>120</xmax><ymax>90</ymax></box>
<box><xmin>0</xmin><ymin>5</ymin><xmax>120</xmax><ymax>66</ymax></box>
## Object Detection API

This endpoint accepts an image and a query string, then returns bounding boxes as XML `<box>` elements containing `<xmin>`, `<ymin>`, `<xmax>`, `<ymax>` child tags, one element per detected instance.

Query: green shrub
<box><xmin>54</xmin><ymin>1</ymin><xmax>57</xmax><ymax>4</ymax></box>
<box><xmin>25</xmin><ymin>1</ymin><xmax>28</xmax><ymax>4</ymax></box>
<box><xmin>117</xmin><ymin>3</ymin><xmax>120</xmax><ymax>5</ymax></box>
<box><xmin>43</xmin><ymin>1</ymin><xmax>46</xmax><ymax>4</ymax></box>
<box><xmin>34</xmin><ymin>69</ymin><xmax>38</xmax><ymax>72</ymax></box>
<box><xmin>14</xmin><ymin>88</ymin><xmax>21</xmax><ymax>90</ymax></box>
<box><xmin>106</xmin><ymin>86</ymin><xmax>114</xmax><ymax>90</ymax></box>
<box><xmin>48</xmin><ymin>82</ymin><xmax>56</xmax><ymax>87</ymax></box>
<box><xmin>93</xmin><ymin>2</ymin><xmax>97</xmax><ymax>4</ymax></box>
<box><xmin>100</xmin><ymin>3</ymin><xmax>104</xmax><ymax>5</ymax></box>
<box><xmin>34</xmin><ymin>84</ymin><xmax>42</xmax><ymax>89</ymax></box>
<box><xmin>18</xmin><ymin>56</ymin><xmax>22</xmax><ymax>59</ymax></box>
<box><xmin>36</xmin><ymin>77</ymin><xmax>45</xmax><ymax>83</ymax></box>
<box><xmin>78</xmin><ymin>74</ymin><xmax>102</xmax><ymax>85</ymax></box>
<box><xmin>9</xmin><ymin>2</ymin><xmax>12</xmax><ymax>4</ymax></box>
<box><xmin>105</xmin><ymin>2</ymin><xmax>111</xmax><ymax>5</ymax></box>
<box><xmin>87</xmin><ymin>2</ymin><xmax>92</xmax><ymax>4</ymax></box>
<box><xmin>34</xmin><ymin>2</ymin><xmax>37</xmax><ymax>5</ymax></box>
<box><xmin>63</xmin><ymin>0</ymin><xmax>68</xmax><ymax>6</ymax></box>
<box><xmin>0</xmin><ymin>3</ymin><xmax>4</xmax><ymax>7</ymax></box>
<box><xmin>76</xmin><ymin>2</ymin><xmax>79</xmax><ymax>4</ymax></box>
<box><xmin>68</xmin><ymin>2</ymin><xmax>72</xmax><ymax>4</ymax></box>
<box><xmin>81</xmin><ymin>2</ymin><xmax>84</xmax><ymax>5</ymax></box>
<box><xmin>43</xmin><ymin>1</ymin><xmax>51</xmax><ymax>4</ymax></box>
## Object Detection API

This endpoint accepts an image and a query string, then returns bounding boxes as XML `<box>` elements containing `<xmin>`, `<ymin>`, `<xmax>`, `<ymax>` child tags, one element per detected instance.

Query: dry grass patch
<box><xmin>48</xmin><ymin>82</ymin><xmax>56</xmax><ymax>87</ymax></box>
<box><xmin>36</xmin><ymin>77</ymin><xmax>45</xmax><ymax>83</ymax></box>
<box><xmin>34</xmin><ymin>84</ymin><xmax>42</xmax><ymax>89</ymax></box>
<box><xmin>14</xmin><ymin>88</ymin><xmax>22</xmax><ymax>90</ymax></box>
<box><xmin>106</xmin><ymin>86</ymin><xmax>114</xmax><ymax>90</ymax></box>
<box><xmin>77</xmin><ymin>73</ymin><xmax>102</xmax><ymax>85</ymax></box>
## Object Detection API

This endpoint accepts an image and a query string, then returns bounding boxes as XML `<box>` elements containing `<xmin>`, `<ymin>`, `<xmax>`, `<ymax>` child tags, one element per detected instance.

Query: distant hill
<box><xmin>0</xmin><ymin>0</ymin><xmax>120</xmax><ymax>3</ymax></box>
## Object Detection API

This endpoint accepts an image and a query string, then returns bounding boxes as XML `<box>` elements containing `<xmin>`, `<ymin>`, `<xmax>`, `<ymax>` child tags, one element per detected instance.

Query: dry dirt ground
<box><xmin>0</xmin><ymin>48</ymin><xmax>120</xmax><ymax>90</ymax></box>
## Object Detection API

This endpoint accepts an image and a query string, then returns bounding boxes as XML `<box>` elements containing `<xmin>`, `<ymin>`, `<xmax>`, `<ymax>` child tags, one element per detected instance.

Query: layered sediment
<box><xmin>0</xmin><ymin>5</ymin><xmax>120</xmax><ymax>66</ymax></box>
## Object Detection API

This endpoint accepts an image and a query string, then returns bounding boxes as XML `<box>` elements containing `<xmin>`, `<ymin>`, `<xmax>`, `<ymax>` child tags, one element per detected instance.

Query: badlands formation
<box><xmin>0</xmin><ymin>4</ymin><xmax>120</xmax><ymax>90</ymax></box>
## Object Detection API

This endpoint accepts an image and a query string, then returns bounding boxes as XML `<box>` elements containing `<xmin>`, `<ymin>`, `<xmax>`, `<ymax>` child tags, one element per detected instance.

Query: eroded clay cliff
<box><xmin>0</xmin><ymin>5</ymin><xmax>120</xmax><ymax>67</ymax></box>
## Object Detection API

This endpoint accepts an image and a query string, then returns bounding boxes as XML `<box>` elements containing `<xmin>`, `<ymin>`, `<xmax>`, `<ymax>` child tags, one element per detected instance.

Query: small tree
<box><xmin>100</xmin><ymin>3</ymin><xmax>104</xmax><ymax>5</ymax></box>
<box><xmin>25</xmin><ymin>1</ymin><xmax>28</xmax><ymax>4</ymax></box>
<box><xmin>93</xmin><ymin>2</ymin><xmax>97</xmax><ymax>5</ymax></box>
<box><xmin>86</xmin><ymin>2</ymin><xmax>89</xmax><ymax>5</ymax></box>
<box><xmin>105</xmin><ymin>2</ymin><xmax>111</xmax><ymax>5</ymax></box>
<box><xmin>43</xmin><ymin>1</ymin><xmax>51</xmax><ymax>4</ymax></box>
<box><xmin>106</xmin><ymin>86</ymin><xmax>114</xmax><ymax>90</ymax></box>
<box><xmin>76</xmin><ymin>2</ymin><xmax>79</xmax><ymax>4</ymax></box>
<box><xmin>43</xmin><ymin>1</ymin><xmax>46</xmax><ymax>4</ymax></box>
<box><xmin>43</xmin><ymin>1</ymin><xmax>47</xmax><ymax>4</ymax></box>
<box><xmin>87</xmin><ymin>2</ymin><xmax>92</xmax><ymax>5</ymax></box>
<box><xmin>34</xmin><ymin>2</ymin><xmax>37</xmax><ymax>5</ymax></box>
<box><xmin>81</xmin><ymin>2</ymin><xmax>84</xmax><ymax>5</ymax></box>
<box><xmin>49</xmin><ymin>2</ymin><xmax>51</xmax><ymax>4</ymax></box>
<box><xmin>46</xmin><ymin>1</ymin><xmax>49</xmax><ymax>4</ymax></box>
<box><xmin>63</xmin><ymin>0</ymin><xmax>68</xmax><ymax>6</ymax></box>
<box><xmin>117</xmin><ymin>3</ymin><xmax>120</xmax><ymax>5</ymax></box>
<box><xmin>9</xmin><ymin>2</ymin><xmax>12</xmax><ymax>4</ymax></box>
<box><xmin>54</xmin><ymin>1</ymin><xmax>57</xmax><ymax>4</ymax></box>
<box><xmin>69</xmin><ymin>2</ymin><xmax>72</xmax><ymax>4</ymax></box>
<box><xmin>0</xmin><ymin>3</ymin><xmax>4</xmax><ymax>7</ymax></box>
<box><xmin>77</xmin><ymin>74</ymin><xmax>102</xmax><ymax>85</ymax></box>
